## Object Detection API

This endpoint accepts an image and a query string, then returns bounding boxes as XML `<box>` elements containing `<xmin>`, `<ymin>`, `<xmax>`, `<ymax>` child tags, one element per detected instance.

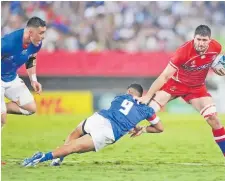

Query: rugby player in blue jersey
<box><xmin>22</xmin><ymin>83</ymin><xmax>164</xmax><ymax>167</ymax></box>
<box><xmin>1</xmin><ymin>17</ymin><xmax>46</xmax><ymax>128</ymax></box>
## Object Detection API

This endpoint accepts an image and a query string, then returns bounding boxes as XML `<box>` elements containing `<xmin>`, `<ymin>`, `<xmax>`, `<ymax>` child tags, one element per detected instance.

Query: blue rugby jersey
<box><xmin>98</xmin><ymin>94</ymin><xmax>156</xmax><ymax>141</ymax></box>
<box><xmin>1</xmin><ymin>29</ymin><xmax>42</xmax><ymax>82</ymax></box>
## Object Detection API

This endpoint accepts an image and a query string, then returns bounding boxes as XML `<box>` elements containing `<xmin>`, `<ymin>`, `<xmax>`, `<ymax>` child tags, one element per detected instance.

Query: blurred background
<box><xmin>2</xmin><ymin>1</ymin><xmax>225</xmax><ymax>52</ymax></box>
<box><xmin>1</xmin><ymin>1</ymin><xmax>225</xmax><ymax>115</ymax></box>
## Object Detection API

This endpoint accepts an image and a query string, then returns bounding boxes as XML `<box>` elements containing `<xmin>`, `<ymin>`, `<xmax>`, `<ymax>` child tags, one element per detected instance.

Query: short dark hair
<box><xmin>127</xmin><ymin>83</ymin><xmax>143</xmax><ymax>96</ymax></box>
<box><xmin>194</xmin><ymin>25</ymin><xmax>211</xmax><ymax>37</ymax></box>
<box><xmin>26</xmin><ymin>17</ymin><xmax>46</xmax><ymax>28</ymax></box>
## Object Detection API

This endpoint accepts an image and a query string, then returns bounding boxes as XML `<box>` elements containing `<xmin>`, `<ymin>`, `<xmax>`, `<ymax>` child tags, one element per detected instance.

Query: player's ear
<box><xmin>127</xmin><ymin>89</ymin><xmax>131</xmax><ymax>94</ymax></box>
<box><xmin>28</xmin><ymin>29</ymin><xmax>32</xmax><ymax>36</ymax></box>
<box><xmin>29</xmin><ymin>27</ymin><xmax>35</xmax><ymax>36</ymax></box>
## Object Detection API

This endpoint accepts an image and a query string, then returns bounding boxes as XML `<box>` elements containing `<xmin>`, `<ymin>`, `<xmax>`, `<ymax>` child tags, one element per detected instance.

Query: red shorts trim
<box><xmin>161</xmin><ymin>78</ymin><xmax>211</xmax><ymax>103</ymax></box>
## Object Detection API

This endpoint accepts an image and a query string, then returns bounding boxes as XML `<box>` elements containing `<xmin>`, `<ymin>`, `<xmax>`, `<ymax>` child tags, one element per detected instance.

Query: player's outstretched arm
<box><xmin>135</xmin><ymin>64</ymin><xmax>177</xmax><ymax>104</ymax></box>
<box><xmin>130</xmin><ymin>121</ymin><xmax>164</xmax><ymax>137</ymax></box>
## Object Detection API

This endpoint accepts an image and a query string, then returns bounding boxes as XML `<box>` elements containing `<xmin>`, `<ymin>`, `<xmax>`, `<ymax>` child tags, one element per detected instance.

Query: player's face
<box><xmin>30</xmin><ymin>26</ymin><xmax>46</xmax><ymax>46</ymax></box>
<box><xmin>194</xmin><ymin>35</ymin><xmax>211</xmax><ymax>53</ymax></box>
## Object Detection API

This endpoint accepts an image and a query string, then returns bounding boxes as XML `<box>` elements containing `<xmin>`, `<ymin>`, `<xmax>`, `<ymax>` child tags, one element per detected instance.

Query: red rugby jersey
<box><xmin>169</xmin><ymin>39</ymin><xmax>221</xmax><ymax>86</ymax></box>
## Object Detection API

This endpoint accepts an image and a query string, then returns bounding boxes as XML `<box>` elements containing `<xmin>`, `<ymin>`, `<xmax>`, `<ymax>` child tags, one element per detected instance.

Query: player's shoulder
<box><xmin>209</xmin><ymin>39</ymin><xmax>222</xmax><ymax>53</ymax></box>
<box><xmin>173</xmin><ymin>40</ymin><xmax>193</xmax><ymax>57</ymax></box>
<box><xmin>3</xmin><ymin>29</ymin><xmax>23</xmax><ymax>38</ymax></box>
<box><xmin>142</xmin><ymin>104</ymin><xmax>154</xmax><ymax>111</ymax></box>
<box><xmin>171</xmin><ymin>40</ymin><xmax>193</xmax><ymax>62</ymax></box>
<box><xmin>2</xmin><ymin>29</ymin><xmax>23</xmax><ymax>44</ymax></box>
<box><xmin>176</xmin><ymin>40</ymin><xmax>193</xmax><ymax>52</ymax></box>
<box><xmin>138</xmin><ymin>103</ymin><xmax>155</xmax><ymax>117</ymax></box>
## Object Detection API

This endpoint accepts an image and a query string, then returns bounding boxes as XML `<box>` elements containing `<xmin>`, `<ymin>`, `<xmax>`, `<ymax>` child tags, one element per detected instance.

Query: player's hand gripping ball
<box><xmin>212</xmin><ymin>54</ymin><xmax>225</xmax><ymax>76</ymax></box>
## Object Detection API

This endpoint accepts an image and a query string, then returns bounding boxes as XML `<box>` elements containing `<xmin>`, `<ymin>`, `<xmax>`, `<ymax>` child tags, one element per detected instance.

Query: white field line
<box><xmin>5</xmin><ymin>159</ymin><xmax>225</xmax><ymax>167</ymax></box>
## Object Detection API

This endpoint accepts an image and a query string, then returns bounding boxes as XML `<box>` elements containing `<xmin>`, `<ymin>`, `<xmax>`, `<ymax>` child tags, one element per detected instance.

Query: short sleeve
<box><xmin>146</xmin><ymin>107</ymin><xmax>160</xmax><ymax>125</ymax></box>
<box><xmin>147</xmin><ymin>114</ymin><xmax>160</xmax><ymax>125</ymax></box>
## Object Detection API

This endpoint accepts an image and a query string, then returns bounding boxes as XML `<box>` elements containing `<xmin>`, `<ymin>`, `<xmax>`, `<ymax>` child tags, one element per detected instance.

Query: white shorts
<box><xmin>1</xmin><ymin>76</ymin><xmax>34</xmax><ymax>113</ymax></box>
<box><xmin>83</xmin><ymin>113</ymin><xmax>115</xmax><ymax>152</ymax></box>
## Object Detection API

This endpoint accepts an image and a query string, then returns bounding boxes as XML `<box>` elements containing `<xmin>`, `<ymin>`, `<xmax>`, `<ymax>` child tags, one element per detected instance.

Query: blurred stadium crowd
<box><xmin>1</xmin><ymin>1</ymin><xmax>225</xmax><ymax>52</ymax></box>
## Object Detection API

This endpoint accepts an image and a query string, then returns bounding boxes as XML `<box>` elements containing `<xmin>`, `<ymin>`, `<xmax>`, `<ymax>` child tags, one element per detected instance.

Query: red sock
<box><xmin>212</xmin><ymin>127</ymin><xmax>225</xmax><ymax>156</ymax></box>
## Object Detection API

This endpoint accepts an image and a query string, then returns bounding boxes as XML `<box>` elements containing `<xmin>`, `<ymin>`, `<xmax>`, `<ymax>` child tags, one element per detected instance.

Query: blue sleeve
<box><xmin>1</xmin><ymin>37</ymin><xmax>12</xmax><ymax>56</ymax></box>
<box><xmin>146</xmin><ymin>107</ymin><xmax>156</xmax><ymax>120</ymax></box>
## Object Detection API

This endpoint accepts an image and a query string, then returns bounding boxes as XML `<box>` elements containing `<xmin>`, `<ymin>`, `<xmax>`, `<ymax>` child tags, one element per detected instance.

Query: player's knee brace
<box><xmin>200</xmin><ymin>105</ymin><xmax>221</xmax><ymax>129</ymax></box>
<box><xmin>149</xmin><ymin>99</ymin><xmax>162</xmax><ymax>112</ymax></box>
<box><xmin>19</xmin><ymin>108</ymin><xmax>35</xmax><ymax>115</ymax></box>
<box><xmin>200</xmin><ymin>104</ymin><xmax>217</xmax><ymax>119</ymax></box>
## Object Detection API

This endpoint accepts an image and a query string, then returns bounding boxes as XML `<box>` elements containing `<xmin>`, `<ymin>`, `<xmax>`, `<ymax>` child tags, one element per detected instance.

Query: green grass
<box><xmin>2</xmin><ymin>113</ymin><xmax>225</xmax><ymax>181</ymax></box>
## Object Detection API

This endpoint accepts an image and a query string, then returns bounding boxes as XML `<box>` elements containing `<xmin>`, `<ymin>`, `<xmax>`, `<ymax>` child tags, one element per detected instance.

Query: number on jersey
<box><xmin>119</xmin><ymin>100</ymin><xmax>134</xmax><ymax>115</ymax></box>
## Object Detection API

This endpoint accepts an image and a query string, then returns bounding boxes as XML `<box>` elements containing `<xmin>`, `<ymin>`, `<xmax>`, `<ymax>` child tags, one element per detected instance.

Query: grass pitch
<box><xmin>2</xmin><ymin>113</ymin><xmax>225</xmax><ymax>181</ymax></box>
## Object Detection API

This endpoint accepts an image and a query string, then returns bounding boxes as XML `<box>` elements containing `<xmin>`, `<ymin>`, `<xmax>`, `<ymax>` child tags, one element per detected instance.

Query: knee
<box><xmin>1</xmin><ymin>113</ymin><xmax>7</xmax><ymax>127</ymax></box>
<box><xmin>206</xmin><ymin>114</ymin><xmax>222</xmax><ymax>129</ymax></box>
<box><xmin>28</xmin><ymin>103</ymin><xmax>37</xmax><ymax>114</ymax></box>
<box><xmin>20</xmin><ymin>102</ymin><xmax>37</xmax><ymax>115</ymax></box>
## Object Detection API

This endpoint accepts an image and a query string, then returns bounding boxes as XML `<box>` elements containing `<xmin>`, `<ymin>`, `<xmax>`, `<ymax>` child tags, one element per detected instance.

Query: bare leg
<box><xmin>190</xmin><ymin>97</ymin><xmax>225</xmax><ymax>157</ymax></box>
<box><xmin>22</xmin><ymin>133</ymin><xmax>96</xmax><ymax>167</ymax></box>
<box><xmin>190</xmin><ymin>97</ymin><xmax>223</xmax><ymax>129</ymax></box>
<box><xmin>149</xmin><ymin>90</ymin><xmax>175</xmax><ymax>112</ymax></box>
<box><xmin>52</xmin><ymin>134</ymin><xmax>95</xmax><ymax>158</ymax></box>
<box><xmin>64</xmin><ymin>120</ymin><xmax>85</xmax><ymax>144</ymax></box>
<box><xmin>6</xmin><ymin>101</ymin><xmax>36</xmax><ymax>115</ymax></box>
<box><xmin>50</xmin><ymin>120</ymin><xmax>86</xmax><ymax>165</ymax></box>
<box><xmin>6</xmin><ymin>102</ymin><xmax>23</xmax><ymax>114</ymax></box>
<box><xmin>35</xmin><ymin>134</ymin><xmax>95</xmax><ymax>165</ymax></box>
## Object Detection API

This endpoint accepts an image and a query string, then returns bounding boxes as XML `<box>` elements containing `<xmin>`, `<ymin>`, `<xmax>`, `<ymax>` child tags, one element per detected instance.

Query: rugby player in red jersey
<box><xmin>135</xmin><ymin>25</ymin><xmax>225</xmax><ymax>157</ymax></box>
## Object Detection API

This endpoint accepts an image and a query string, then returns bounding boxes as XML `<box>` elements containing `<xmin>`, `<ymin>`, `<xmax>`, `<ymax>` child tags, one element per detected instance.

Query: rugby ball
<box><xmin>212</xmin><ymin>54</ymin><xmax>225</xmax><ymax>69</ymax></box>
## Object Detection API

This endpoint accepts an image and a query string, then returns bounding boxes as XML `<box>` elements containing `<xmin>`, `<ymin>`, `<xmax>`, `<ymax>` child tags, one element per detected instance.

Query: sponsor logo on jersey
<box><xmin>182</xmin><ymin>62</ymin><xmax>212</xmax><ymax>71</ymax></box>
<box><xmin>170</xmin><ymin>86</ymin><xmax>177</xmax><ymax>91</ymax></box>
<box><xmin>21</xmin><ymin>50</ymin><xmax>27</xmax><ymax>55</ymax></box>
<box><xmin>190</xmin><ymin>60</ymin><xmax>196</xmax><ymax>67</ymax></box>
